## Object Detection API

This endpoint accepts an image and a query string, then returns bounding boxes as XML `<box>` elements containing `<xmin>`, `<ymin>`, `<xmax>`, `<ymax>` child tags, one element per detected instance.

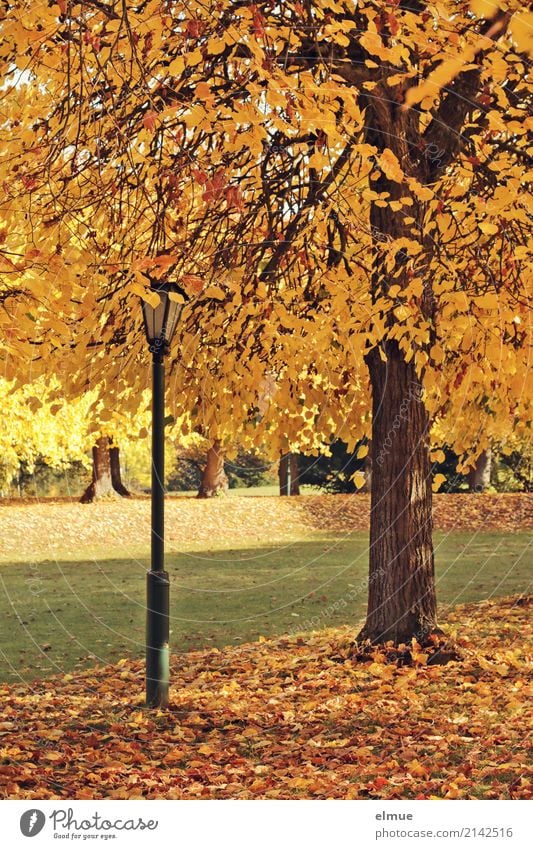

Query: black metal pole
<box><xmin>146</xmin><ymin>349</ymin><xmax>170</xmax><ymax>708</ymax></box>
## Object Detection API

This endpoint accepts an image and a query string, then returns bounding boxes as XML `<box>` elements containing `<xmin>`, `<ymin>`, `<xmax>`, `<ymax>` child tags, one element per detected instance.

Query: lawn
<box><xmin>0</xmin><ymin>525</ymin><xmax>530</xmax><ymax>683</ymax></box>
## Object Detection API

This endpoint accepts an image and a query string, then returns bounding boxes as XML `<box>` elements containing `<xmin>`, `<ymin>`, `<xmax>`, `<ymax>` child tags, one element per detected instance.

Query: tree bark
<box><xmin>354</xmin><ymin>86</ymin><xmax>441</xmax><ymax>644</ymax></box>
<box><xmin>80</xmin><ymin>438</ymin><xmax>130</xmax><ymax>502</ymax></box>
<box><xmin>110</xmin><ymin>445</ymin><xmax>131</xmax><ymax>497</ymax></box>
<box><xmin>279</xmin><ymin>453</ymin><xmax>289</xmax><ymax>496</ymax></box>
<box><xmin>279</xmin><ymin>452</ymin><xmax>300</xmax><ymax>495</ymax></box>
<box><xmin>289</xmin><ymin>453</ymin><xmax>300</xmax><ymax>495</ymax></box>
<box><xmin>467</xmin><ymin>448</ymin><xmax>492</xmax><ymax>492</ymax></box>
<box><xmin>358</xmin><ymin>343</ymin><xmax>438</xmax><ymax>645</ymax></box>
<box><xmin>197</xmin><ymin>440</ymin><xmax>228</xmax><ymax>497</ymax></box>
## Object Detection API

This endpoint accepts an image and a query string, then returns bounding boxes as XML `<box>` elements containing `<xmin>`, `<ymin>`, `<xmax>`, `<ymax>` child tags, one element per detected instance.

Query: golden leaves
<box><xmin>432</xmin><ymin>473</ymin><xmax>446</xmax><ymax>492</ymax></box>
<box><xmin>351</xmin><ymin>471</ymin><xmax>366</xmax><ymax>489</ymax></box>
<box><xmin>202</xmin><ymin>285</ymin><xmax>226</xmax><ymax>300</ymax></box>
<box><xmin>469</xmin><ymin>0</ymin><xmax>499</xmax><ymax>18</ymax></box>
<box><xmin>475</xmin><ymin>293</ymin><xmax>500</xmax><ymax>309</ymax></box>
<box><xmin>404</xmin><ymin>57</ymin><xmax>479</xmax><ymax>109</ymax></box>
<box><xmin>129</xmin><ymin>282</ymin><xmax>160</xmax><ymax>308</ymax></box>
<box><xmin>181</xmin><ymin>274</ymin><xmax>204</xmax><ymax>295</ymax></box>
<box><xmin>509</xmin><ymin>11</ymin><xmax>533</xmax><ymax>55</ymax></box>
<box><xmin>0</xmin><ymin>0</ymin><xmax>529</xmax><ymax>465</ymax></box>
<box><xmin>479</xmin><ymin>221</ymin><xmax>499</xmax><ymax>235</ymax></box>
<box><xmin>0</xmin><ymin>594</ymin><xmax>530</xmax><ymax>799</ymax></box>
<box><xmin>378</xmin><ymin>149</ymin><xmax>404</xmax><ymax>183</ymax></box>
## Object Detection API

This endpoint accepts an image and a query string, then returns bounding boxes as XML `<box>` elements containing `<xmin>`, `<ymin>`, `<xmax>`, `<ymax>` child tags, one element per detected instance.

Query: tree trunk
<box><xmin>467</xmin><ymin>448</ymin><xmax>492</xmax><ymax>492</ymax></box>
<box><xmin>358</xmin><ymin>344</ymin><xmax>438</xmax><ymax>644</ymax></box>
<box><xmin>110</xmin><ymin>446</ymin><xmax>131</xmax><ymax>497</ymax></box>
<box><xmin>279</xmin><ymin>453</ymin><xmax>289</xmax><ymax>496</ymax></box>
<box><xmin>197</xmin><ymin>440</ymin><xmax>228</xmax><ymax>498</ymax></box>
<box><xmin>80</xmin><ymin>438</ymin><xmax>129</xmax><ymax>502</ymax></box>
<box><xmin>363</xmin><ymin>443</ymin><xmax>372</xmax><ymax>492</ymax></box>
<box><xmin>279</xmin><ymin>452</ymin><xmax>300</xmax><ymax>495</ymax></box>
<box><xmin>355</xmin><ymin>95</ymin><xmax>440</xmax><ymax>644</ymax></box>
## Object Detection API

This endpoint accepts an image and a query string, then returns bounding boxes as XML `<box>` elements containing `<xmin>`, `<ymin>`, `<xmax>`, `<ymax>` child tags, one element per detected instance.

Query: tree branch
<box><xmin>423</xmin><ymin>9</ymin><xmax>511</xmax><ymax>179</ymax></box>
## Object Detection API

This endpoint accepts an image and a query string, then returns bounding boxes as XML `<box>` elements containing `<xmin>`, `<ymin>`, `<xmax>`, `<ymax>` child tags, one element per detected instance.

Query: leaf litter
<box><xmin>0</xmin><ymin>595</ymin><xmax>530</xmax><ymax>800</ymax></box>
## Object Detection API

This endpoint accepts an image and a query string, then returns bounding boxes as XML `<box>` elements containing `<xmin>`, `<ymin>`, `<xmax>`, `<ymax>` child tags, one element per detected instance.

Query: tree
<box><xmin>197</xmin><ymin>440</ymin><xmax>229</xmax><ymax>498</ymax></box>
<box><xmin>4</xmin><ymin>1</ymin><xmax>531</xmax><ymax>646</ymax></box>
<box><xmin>492</xmin><ymin>439</ymin><xmax>533</xmax><ymax>492</ymax></box>
<box><xmin>80</xmin><ymin>437</ymin><xmax>130</xmax><ymax>503</ymax></box>
<box><xmin>467</xmin><ymin>448</ymin><xmax>493</xmax><ymax>492</ymax></box>
<box><xmin>279</xmin><ymin>452</ymin><xmax>300</xmax><ymax>496</ymax></box>
<box><xmin>0</xmin><ymin>377</ymin><xmax>93</xmax><ymax>494</ymax></box>
<box><xmin>298</xmin><ymin>441</ymin><xmax>366</xmax><ymax>494</ymax></box>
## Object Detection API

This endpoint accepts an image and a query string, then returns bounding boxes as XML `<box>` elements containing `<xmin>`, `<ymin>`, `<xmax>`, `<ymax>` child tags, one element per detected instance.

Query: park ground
<box><xmin>0</xmin><ymin>493</ymin><xmax>531</xmax><ymax>799</ymax></box>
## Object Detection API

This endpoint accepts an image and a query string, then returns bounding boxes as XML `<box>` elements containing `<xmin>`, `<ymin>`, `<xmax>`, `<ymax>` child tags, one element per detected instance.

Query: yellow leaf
<box><xmin>430</xmin><ymin>344</ymin><xmax>444</xmax><ymax>365</ymax></box>
<box><xmin>509</xmin><ymin>12</ymin><xmax>533</xmax><ymax>56</ymax></box>
<box><xmin>195</xmin><ymin>82</ymin><xmax>211</xmax><ymax>100</ymax></box>
<box><xmin>432</xmin><ymin>473</ymin><xmax>446</xmax><ymax>492</ymax></box>
<box><xmin>203</xmin><ymin>285</ymin><xmax>226</xmax><ymax>300</ymax></box>
<box><xmin>479</xmin><ymin>221</ymin><xmax>499</xmax><ymax>235</ymax></box>
<box><xmin>308</xmin><ymin>151</ymin><xmax>329</xmax><ymax>170</ymax></box>
<box><xmin>379</xmin><ymin>148</ymin><xmax>404</xmax><ymax>182</ymax></box>
<box><xmin>469</xmin><ymin>0</ymin><xmax>499</xmax><ymax>18</ymax></box>
<box><xmin>168</xmin><ymin>56</ymin><xmax>185</xmax><ymax>76</ymax></box>
<box><xmin>207</xmin><ymin>37</ymin><xmax>227</xmax><ymax>55</ymax></box>
<box><xmin>352</xmin><ymin>471</ymin><xmax>366</xmax><ymax>489</ymax></box>
<box><xmin>357</xmin><ymin>444</ymin><xmax>369</xmax><ymax>459</ymax></box>
<box><xmin>407</xmin><ymin>178</ymin><xmax>434</xmax><ymax>201</ymax></box>
<box><xmin>404</xmin><ymin>56</ymin><xmax>479</xmax><ymax>108</ymax></box>
<box><xmin>406</xmin><ymin>758</ymin><xmax>428</xmax><ymax>777</ymax></box>
<box><xmin>187</xmin><ymin>48</ymin><xmax>203</xmax><ymax>66</ymax></box>
<box><xmin>130</xmin><ymin>282</ymin><xmax>161</xmax><ymax>309</ymax></box>
<box><xmin>476</xmin><ymin>293</ymin><xmax>499</xmax><ymax>309</ymax></box>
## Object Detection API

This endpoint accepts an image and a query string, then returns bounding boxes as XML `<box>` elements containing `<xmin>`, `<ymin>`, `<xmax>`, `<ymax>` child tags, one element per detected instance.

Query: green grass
<box><xmin>0</xmin><ymin>531</ymin><xmax>530</xmax><ymax>683</ymax></box>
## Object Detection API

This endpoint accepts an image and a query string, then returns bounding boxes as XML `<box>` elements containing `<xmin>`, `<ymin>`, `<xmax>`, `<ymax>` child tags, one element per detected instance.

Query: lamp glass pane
<box><xmin>163</xmin><ymin>299</ymin><xmax>184</xmax><ymax>344</ymax></box>
<box><xmin>152</xmin><ymin>291</ymin><xmax>167</xmax><ymax>340</ymax></box>
<box><xmin>142</xmin><ymin>290</ymin><xmax>167</xmax><ymax>343</ymax></box>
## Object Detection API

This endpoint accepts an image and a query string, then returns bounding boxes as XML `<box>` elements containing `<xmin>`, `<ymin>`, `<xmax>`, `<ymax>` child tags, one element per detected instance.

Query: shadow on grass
<box><xmin>0</xmin><ymin>531</ymin><xmax>530</xmax><ymax>684</ymax></box>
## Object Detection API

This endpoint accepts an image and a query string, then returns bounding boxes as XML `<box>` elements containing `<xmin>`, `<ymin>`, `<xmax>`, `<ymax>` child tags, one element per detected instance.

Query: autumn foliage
<box><xmin>0</xmin><ymin>596</ymin><xmax>530</xmax><ymax>800</ymax></box>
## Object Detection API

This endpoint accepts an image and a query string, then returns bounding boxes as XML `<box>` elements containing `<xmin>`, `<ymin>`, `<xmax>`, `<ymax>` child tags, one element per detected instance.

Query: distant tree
<box><xmin>197</xmin><ymin>440</ymin><xmax>229</xmax><ymax>498</ymax></box>
<box><xmin>299</xmin><ymin>441</ymin><xmax>366</xmax><ymax>494</ymax></box>
<box><xmin>225</xmin><ymin>448</ymin><xmax>271</xmax><ymax>490</ymax></box>
<box><xmin>80</xmin><ymin>438</ymin><xmax>130</xmax><ymax>503</ymax></box>
<box><xmin>467</xmin><ymin>449</ymin><xmax>493</xmax><ymax>492</ymax></box>
<box><xmin>279</xmin><ymin>453</ymin><xmax>300</xmax><ymax>496</ymax></box>
<box><xmin>494</xmin><ymin>445</ymin><xmax>532</xmax><ymax>492</ymax></box>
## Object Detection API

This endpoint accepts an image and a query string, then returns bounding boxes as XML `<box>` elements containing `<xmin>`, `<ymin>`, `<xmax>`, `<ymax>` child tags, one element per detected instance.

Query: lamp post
<box><xmin>141</xmin><ymin>281</ymin><xmax>186</xmax><ymax>709</ymax></box>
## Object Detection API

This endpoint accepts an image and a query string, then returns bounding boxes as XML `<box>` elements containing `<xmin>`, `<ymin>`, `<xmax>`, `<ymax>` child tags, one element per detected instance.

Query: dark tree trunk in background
<box><xmin>279</xmin><ymin>454</ymin><xmax>289</xmax><ymax>496</ymax></box>
<box><xmin>197</xmin><ymin>440</ymin><xmax>228</xmax><ymax>497</ymax></box>
<box><xmin>80</xmin><ymin>437</ymin><xmax>115</xmax><ymax>503</ymax></box>
<box><xmin>110</xmin><ymin>446</ymin><xmax>131</xmax><ymax>497</ymax></box>
<box><xmin>358</xmin><ymin>344</ymin><xmax>438</xmax><ymax>644</ymax></box>
<box><xmin>80</xmin><ymin>438</ymin><xmax>130</xmax><ymax>502</ymax></box>
<box><xmin>289</xmin><ymin>453</ymin><xmax>300</xmax><ymax>495</ymax></box>
<box><xmin>279</xmin><ymin>452</ymin><xmax>300</xmax><ymax>495</ymax></box>
<box><xmin>468</xmin><ymin>448</ymin><xmax>492</xmax><ymax>492</ymax></box>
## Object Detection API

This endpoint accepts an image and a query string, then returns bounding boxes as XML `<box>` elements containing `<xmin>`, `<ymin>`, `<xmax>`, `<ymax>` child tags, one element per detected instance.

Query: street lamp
<box><xmin>141</xmin><ymin>280</ymin><xmax>186</xmax><ymax>709</ymax></box>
